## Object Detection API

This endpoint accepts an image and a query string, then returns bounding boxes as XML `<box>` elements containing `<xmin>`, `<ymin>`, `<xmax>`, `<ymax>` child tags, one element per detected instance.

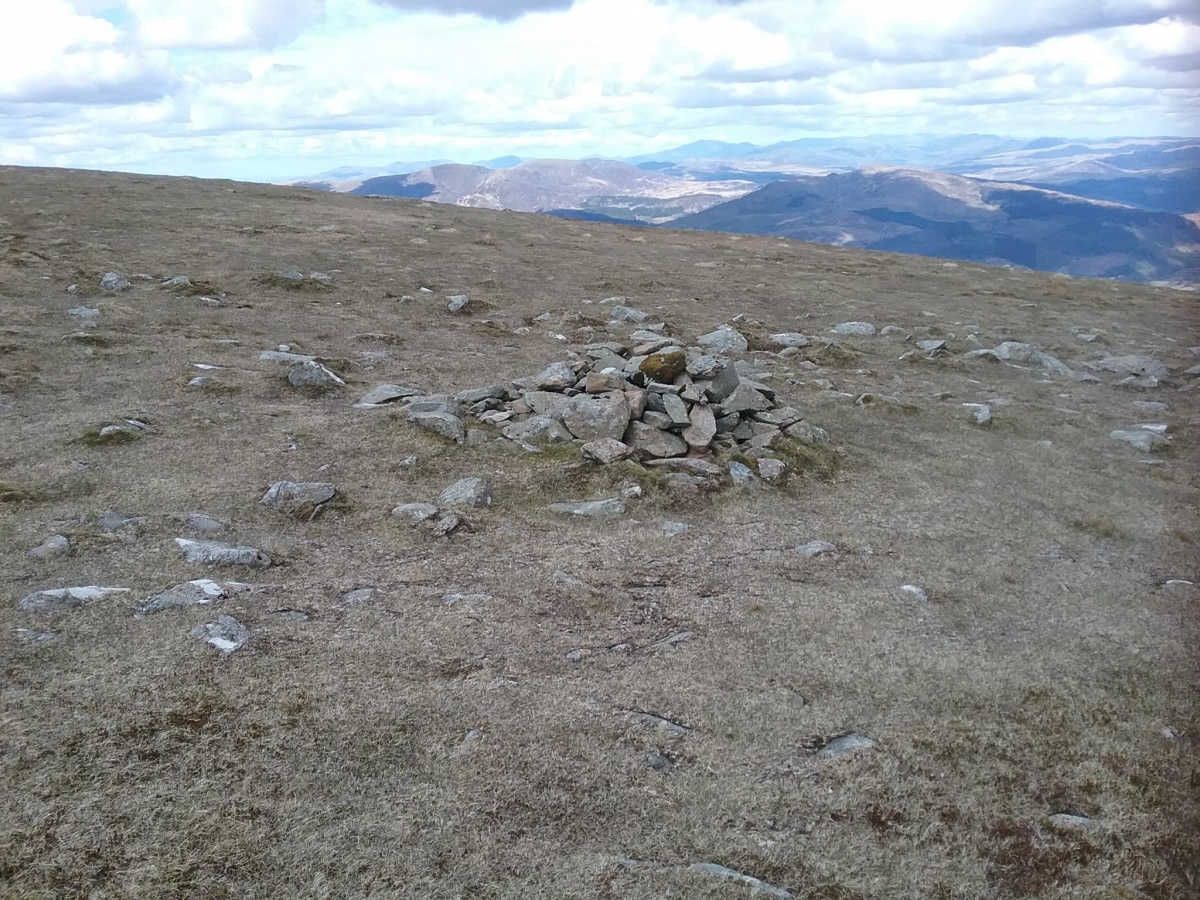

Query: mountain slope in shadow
<box><xmin>669</xmin><ymin>168</ymin><xmax>1200</xmax><ymax>283</ymax></box>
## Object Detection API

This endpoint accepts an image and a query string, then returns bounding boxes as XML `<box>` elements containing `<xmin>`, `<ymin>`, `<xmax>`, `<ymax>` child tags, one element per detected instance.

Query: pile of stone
<box><xmin>364</xmin><ymin>326</ymin><xmax>828</xmax><ymax>467</ymax></box>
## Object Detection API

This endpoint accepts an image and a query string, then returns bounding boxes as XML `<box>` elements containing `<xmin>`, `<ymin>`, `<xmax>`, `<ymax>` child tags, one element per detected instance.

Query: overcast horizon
<box><xmin>2</xmin><ymin>0</ymin><xmax>1198</xmax><ymax>183</ymax></box>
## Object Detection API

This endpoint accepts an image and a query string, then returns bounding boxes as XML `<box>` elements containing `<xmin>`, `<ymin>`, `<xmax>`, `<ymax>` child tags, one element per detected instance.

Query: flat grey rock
<box><xmin>624</xmin><ymin>421</ymin><xmax>687</xmax><ymax>458</ymax></box>
<box><xmin>392</xmin><ymin>502</ymin><xmax>440</xmax><ymax>522</ymax></box>
<box><xmin>174</xmin><ymin>538</ymin><xmax>270</xmax><ymax>567</ymax></box>
<box><xmin>96</xmin><ymin>510</ymin><xmax>145</xmax><ymax>532</ymax></box>
<box><xmin>900</xmin><ymin>584</ymin><xmax>929</xmax><ymax>601</ymax></box>
<box><xmin>432</xmin><ymin>514</ymin><xmax>462</xmax><ymax>537</ymax></box>
<box><xmin>17</xmin><ymin>628</ymin><xmax>57</xmax><ymax>643</ymax></box>
<box><xmin>1047</xmin><ymin>813</ymin><xmax>1095</xmax><ymax>829</ymax></box>
<box><xmin>28</xmin><ymin>535</ymin><xmax>69</xmax><ymax>559</ymax></box>
<box><xmin>502</xmin><ymin>414</ymin><xmax>572</xmax><ymax>444</ymax></box>
<box><xmin>728</xmin><ymin>461</ymin><xmax>756</xmax><ymax>486</ymax></box>
<box><xmin>277</xmin><ymin>267</ymin><xmax>304</xmax><ymax>280</ymax></box>
<box><xmin>438</xmin><ymin>477</ymin><xmax>492</xmax><ymax>509</ymax></box>
<box><xmin>720</xmin><ymin>383</ymin><xmax>771</xmax><ymax>414</ymax></box>
<box><xmin>99</xmin><ymin>272</ymin><xmax>130</xmax><ymax>292</ymax></box>
<box><xmin>686</xmin><ymin>355</ymin><xmax>722</xmax><ymax>378</ymax></box>
<box><xmin>338</xmin><ymin>587</ymin><xmax>378</xmax><ymax>605</ymax></box>
<box><xmin>818</xmin><ymin>732</ymin><xmax>876</xmax><ymax>759</ymax></box>
<box><xmin>355</xmin><ymin>384</ymin><xmax>422</xmax><ymax>407</ymax></box>
<box><xmin>161</xmin><ymin>274</ymin><xmax>190</xmax><ymax>286</ymax></box>
<box><xmin>687</xmin><ymin>863</ymin><xmax>792</xmax><ymax>899</ymax></box>
<box><xmin>625</xmin><ymin>710</ymin><xmax>690</xmax><ymax>736</ymax></box>
<box><xmin>187</xmin><ymin>512</ymin><xmax>227</xmax><ymax>533</ymax></box>
<box><xmin>67</xmin><ymin>306</ymin><xmax>100</xmax><ymax>326</ymax></box>
<box><xmin>1085</xmin><ymin>354</ymin><xmax>1169</xmax><ymax>379</ymax></box>
<box><xmin>696</xmin><ymin>325</ymin><xmax>748</xmax><ymax>354</ymax></box>
<box><xmin>531</xmin><ymin>361</ymin><xmax>578</xmax><ymax>390</ymax></box>
<box><xmin>1111</xmin><ymin>429</ymin><xmax>1168</xmax><ymax>452</ymax></box>
<box><xmin>757</xmin><ymin>458</ymin><xmax>786</xmax><ymax>481</ymax></box>
<box><xmin>644</xmin><ymin>751</ymin><xmax>674</xmax><ymax>773</ymax></box>
<box><xmin>442</xmin><ymin>592</ymin><xmax>494</xmax><ymax>604</ymax></box>
<box><xmin>288</xmin><ymin>360</ymin><xmax>345</xmax><ymax>388</ymax></box>
<box><xmin>409</xmin><ymin>411</ymin><xmax>467</xmax><ymax>443</ymax></box>
<box><xmin>608</xmin><ymin>305</ymin><xmax>648</xmax><ymax>324</ymax></box>
<box><xmin>138</xmin><ymin>579</ymin><xmax>249</xmax><ymax>615</ymax></box>
<box><xmin>917</xmin><ymin>339</ymin><xmax>947</xmax><ymax>353</ymax></box>
<box><xmin>260</xmin><ymin>481</ymin><xmax>336</xmax><ymax>512</ymax></box>
<box><xmin>832</xmin><ymin>321</ymin><xmax>876</xmax><ymax>336</ymax></box>
<box><xmin>548</xmin><ymin>499</ymin><xmax>626</xmax><ymax>517</ymax></box>
<box><xmin>18</xmin><ymin>585</ymin><xmax>130</xmax><ymax>613</ymax></box>
<box><xmin>455</xmin><ymin>384</ymin><xmax>508</xmax><ymax>404</ymax></box>
<box><xmin>769</xmin><ymin>332</ymin><xmax>810</xmax><ymax>348</ymax></box>
<box><xmin>259</xmin><ymin>350</ymin><xmax>316</xmax><ymax>364</ymax></box>
<box><xmin>189</xmin><ymin>615</ymin><xmax>249</xmax><ymax>654</ymax></box>
<box><xmin>975</xmin><ymin>341</ymin><xmax>1073</xmax><ymax>375</ymax></box>
<box><xmin>796</xmin><ymin>540</ymin><xmax>836</xmax><ymax>558</ymax></box>
<box><xmin>581</xmin><ymin>438</ymin><xmax>633</xmax><ymax>464</ymax></box>
<box><xmin>662</xmin><ymin>521</ymin><xmax>688</xmax><ymax>537</ymax></box>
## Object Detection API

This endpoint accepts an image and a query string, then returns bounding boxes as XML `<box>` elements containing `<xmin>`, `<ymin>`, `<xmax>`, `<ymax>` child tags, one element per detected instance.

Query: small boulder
<box><xmin>18</xmin><ymin>586</ymin><xmax>130</xmax><ymax>613</ymax></box>
<box><xmin>355</xmin><ymin>384</ymin><xmax>422</xmax><ymax>407</ymax></box>
<box><xmin>409</xmin><ymin>411</ymin><xmax>467</xmax><ymax>443</ymax></box>
<box><xmin>138</xmin><ymin>579</ymin><xmax>247</xmax><ymax>615</ymax></box>
<box><xmin>581</xmin><ymin>438</ymin><xmax>634</xmax><ymax>464</ymax></box>
<box><xmin>1085</xmin><ymin>354</ymin><xmax>1169</xmax><ymax>379</ymax></box>
<box><xmin>682</xmin><ymin>404</ymin><xmax>717</xmax><ymax>450</ymax></box>
<box><xmin>757</xmin><ymin>458</ymin><xmax>786</xmax><ymax>481</ymax></box>
<box><xmin>438</xmin><ymin>477</ymin><xmax>492</xmax><ymax>509</ymax></box>
<box><xmin>796</xmin><ymin>540</ymin><xmax>836</xmax><ymax>558</ymax></box>
<box><xmin>189</xmin><ymin>615</ymin><xmax>249</xmax><ymax>654</ymax></box>
<box><xmin>532</xmin><ymin>361</ymin><xmax>578</xmax><ymax>390</ymax></box>
<box><xmin>392</xmin><ymin>502</ymin><xmax>440</xmax><ymax>522</ymax></box>
<box><xmin>696</xmin><ymin>325</ymin><xmax>748</xmax><ymax>354</ymax></box>
<box><xmin>1110</xmin><ymin>429</ymin><xmax>1168</xmax><ymax>453</ymax></box>
<box><xmin>99</xmin><ymin>272</ymin><xmax>130</xmax><ymax>292</ymax></box>
<box><xmin>608</xmin><ymin>305</ymin><xmax>648</xmax><ymax>325</ymax></box>
<box><xmin>832</xmin><ymin>321</ymin><xmax>875</xmax><ymax>336</ymax></box>
<box><xmin>446</xmin><ymin>294</ymin><xmax>470</xmax><ymax>313</ymax></box>
<box><xmin>624</xmin><ymin>421</ymin><xmax>688</xmax><ymax>458</ymax></box>
<box><xmin>174</xmin><ymin>538</ymin><xmax>271</xmax><ymax>567</ymax></box>
<box><xmin>728</xmin><ymin>461</ymin><xmax>756</xmax><ymax>486</ymax></box>
<box><xmin>288</xmin><ymin>360</ymin><xmax>346</xmax><ymax>388</ymax></box>
<box><xmin>562</xmin><ymin>393</ymin><xmax>631</xmax><ymax>441</ymax></box>
<box><xmin>769</xmin><ymin>332</ymin><xmax>810</xmax><ymax>348</ymax></box>
<box><xmin>28</xmin><ymin>535</ymin><xmax>70</xmax><ymax>559</ymax></box>
<box><xmin>260</xmin><ymin>481</ymin><xmax>337</xmax><ymax>513</ymax></box>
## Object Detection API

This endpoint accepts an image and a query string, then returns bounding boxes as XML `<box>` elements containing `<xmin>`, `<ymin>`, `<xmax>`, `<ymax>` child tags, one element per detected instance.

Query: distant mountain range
<box><xmin>286</xmin><ymin>134</ymin><xmax>1200</xmax><ymax>284</ymax></box>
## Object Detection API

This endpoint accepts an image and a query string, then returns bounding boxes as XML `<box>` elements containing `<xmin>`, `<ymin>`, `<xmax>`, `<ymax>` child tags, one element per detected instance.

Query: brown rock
<box><xmin>585</xmin><ymin>371</ymin><xmax>626</xmax><ymax>393</ymax></box>
<box><xmin>639</xmin><ymin>349</ymin><xmax>686</xmax><ymax>383</ymax></box>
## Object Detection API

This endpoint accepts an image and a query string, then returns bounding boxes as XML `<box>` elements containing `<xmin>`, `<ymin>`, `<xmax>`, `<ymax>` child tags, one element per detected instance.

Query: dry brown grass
<box><xmin>0</xmin><ymin>165</ymin><xmax>1197</xmax><ymax>899</ymax></box>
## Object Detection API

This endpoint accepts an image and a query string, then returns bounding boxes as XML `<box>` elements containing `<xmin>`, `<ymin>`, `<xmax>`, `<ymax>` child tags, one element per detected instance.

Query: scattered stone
<box><xmin>608</xmin><ymin>305</ymin><xmax>648</xmax><ymax>325</ymax></box>
<box><xmin>795</xmin><ymin>540</ymin><xmax>836</xmax><ymax>558</ymax></box>
<box><xmin>277</xmin><ymin>267</ymin><xmax>304</xmax><ymax>281</ymax></box>
<box><xmin>769</xmin><ymin>332</ymin><xmax>810</xmax><ymax>348</ymax></box>
<box><xmin>185</xmin><ymin>513</ymin><xmax>227</xmax><ymax>533</ymax></box>
<box><xmin>1111</xmin><ymin>429</ymin><xmax>1168</xmax><ymax>453</ymax></box>
<box><xmin>28</xmin><ymin>535</ymin><xmax>69</xmax><ymax>559</ymax></box>
<box><xmin>175</xmin><ymin>538</ymin><xmax>271</xmax><ymax>567</ymax></box>
<box><xmin>338</xmin><ymin>587</ymin><xmax>378</xmax><ymax>605</ymax></box>
<box><xmin>644</xmin><ymin>751</ymin><xmax>674</xmax><ymax>773</ymax></box>
<box><xmin>17</xmin><ymin>628</ymin><xmax>57</xmax><ymax>643</ymax></box>
<box><xmin>564</xmin><ymin>648</ymin><xmax>591</xmax><ymax>663</ymax></box>
<box><xmin>409</xmin><ymin>411</ymin><xmax>467</xmax><ymax>443</ymax></box>
<box><xmin>17</xmin><ymin>586</ymin><xmax>130</xmax><ymax>613</ymax></box>
<box><xmin>548</xmin><ymin>499</ymin><xmax>626</xmax><ymax>517</ymax></box>
<box><xmin>818</xmin><ymin>732</ymin><xmax>876</xmax><ymax>759</ymax></box>
<box><xmin>880</xmin><ymin>325</ymin><xmax>905</xmax><ymax>336</ymax></box>
<box><xmin>259</xmin><ymin>349</ymin><xmax>316</xmax><ymax>364</ymax></box>
<box><xmin>309</xmin><ymin>271</ymin><xmax>332</xmax><ymax>282</ymax></box>
<box><xmin>446</xmin><ymin>294</ymin><xmax>470</xmax><ymax>313</ymax></box>
<box><xmin>67</xmin><ymin>306</ymin><xmax>100</xmax><ymax>326</ymax></box>
<box><xmin>288</xmin><ymin>360</ymin><xmax>345</xmax><ymax>388</ymax></box>
<box><xmin>438</xmin><ymin>477</ymin><xmax>492</xmax><ymax>509</ymax></box>
<box><xmin>96</xmin><ymin>510</ymin><xmax>146</xmax><ymax>532</ymax></box>
<box><xmin>1047</xmin><ymin>813</ymin><xmax>1095</xmax><ymax>830</ymax></box>
<box><xmin>644</xmin><ymin>458</ymin><xmax>722</xmax><ymax>477</ymax></box>
<box><xmin>391</xmin><ymin>502</ymin><xmax>440</xmax><ymax>523</ymax></box>
<box><xmin>696</xmin><ymin>325</ymin><xmax>749</xmax><ymax>354</ymax></box>
<box><xmin>966</xmin><ymin>342</ymin><xmax>1072</xmax><ymax>375</ymax></box>
<box><xmin>432</xmin><ymin>514</ymin><xmax>463</xmax><ymax>537</ymax></box>
<box><xmin>1085</xmin><ymin>354</ymin><xmax>1169</xmax><ymax>379</ymax></box>
<box><xmin>963</xmin><ymin>403</ymin><xmax>993</xmax><ymax>425</ymax></box>
<box><xmin>686</xmin><ymin>355</ymin><xmax>722</xmax><ymax>378</ymax></box>
<box><xmin>643</xmin><ymin>630</ymin><xmax>693</xmax><ymax>651</ymax></box>
<box><xmin>687</xmin><ymin>863</ymin><xmax>792</xmax><ymax>899</ymax></box>
<box><xmin>138</xmin><ymin>579</ymin><xmax>251</xmax><ymax>615</ymax></box>
<box><xmin>189</xmin><ymin>615</ymin><xmax>249</xmax><ymax>654</ymax></box>
<box><xmin>625</xmin><ymin>710</ymin><xmax>690</xmax><ymax>736</ymax></box>
<box><xmin>354</xmin><ymin>384</ymin><xmax>422</xmax><ymax>407</ymax></box>
<box><xmin>916</xmin><ymin>339</ymin><xmax>947</xmax><ymax>354</ymax></box>
<box><xmin>1133</xmin><ymin>401</ymin><xmax>1169</xmax><ymax>413</ymax></box>
<box><xmin>728</xmin><ymin>461</ymin><xmax>756</xmax><ymax>486</ymax></box>
<box><xmin>582</xmin><ymin>438</ymin><xmax>634</xmax><ymax>464</ymax></box>
<box><xmin>757</xmin><ymin>458</ymin><xmax>786</xmax><ymax>482</ymax></box>
<box><xmin>832</xmin><ymin>321</ymin><xmax>876</xmax><ymax>336</ymax></box>
<box><xmin>442</xmin><ymin>592</ymin><xmax>493</xmax><ymax>604</ymax></box>
<box><xmin>900</xmin><ymin>584</ymin><xmax>929</xmax><ymax>601</ymax></box>
<box><xmin>783</xmin><ymin>422</ymin><xmax>829</xmax><ymax>445</ymax></box>
<box><xmin>161</xmin><ymin>274</ymin><xmax>190</xmax><ymax>287</ymax></box>
<box><xmin>99</xmin><ymin>272</ymin><xmax>130</xmax><ymax>292</ymax></box>
<box><xmin>662</xmin><ymin>521</ymin><xmax>688</xmax><ymax>537</ymax></box>
<box><xmin>260</xmin><ymin>481</ymin><xmax>336</xmax><ymax>514</ymax></box>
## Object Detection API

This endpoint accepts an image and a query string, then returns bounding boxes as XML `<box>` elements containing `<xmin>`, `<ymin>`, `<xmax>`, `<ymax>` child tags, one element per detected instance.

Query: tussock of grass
<box><xmin>1071</xmin><ymin>516</ymin><xmax>1122</xmax><ymax>539</ymax></box>
<box><xmin>75</xmin><ymin>425</ymin><xmax>143</xmax><ymax>446</ymax></box>
<box><xmin>255</xmin><ymin>272</ymin><xmax>334</xmax><ymax>291</ymax></box>
<box><xmin>0</xmin><ymin>481</ymin><xmax>45</xmax><ymax>503</ymax></box>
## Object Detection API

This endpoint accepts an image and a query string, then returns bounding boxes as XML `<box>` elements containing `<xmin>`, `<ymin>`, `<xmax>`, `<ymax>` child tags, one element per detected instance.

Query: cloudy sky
<box><xmin>2</xmin><ymin>0</ymin><xmax>1197</xmax><ymax>181</ymax></box>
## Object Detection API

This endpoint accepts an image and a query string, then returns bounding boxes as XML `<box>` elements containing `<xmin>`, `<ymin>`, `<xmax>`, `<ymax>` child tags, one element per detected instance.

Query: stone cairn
<box><xmin>365</xmin><ymin>324</ymin><xmax>828</xmax><ymax>484</ymax></box>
